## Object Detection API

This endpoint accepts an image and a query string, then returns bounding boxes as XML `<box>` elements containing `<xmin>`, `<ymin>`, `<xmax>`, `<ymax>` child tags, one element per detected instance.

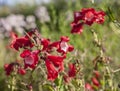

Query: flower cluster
<box><xmin>41</xmin><ymin>36</ymin><xmax>74</xmax><ymax>81</ymax></box>
<box><xmin>4</xmin><ymin>29</ymin><xmax>74</xmax><ymax>81</ymax></box>
<box><xmin>3</xmin><ymin>7</ymin><xmax>106</xmax><ymax>91</ymax></box>
<box><xmin>10</xmin><ymin>31</ymin><xmax>34</xmax><ymax>51</ymax></box>
<box><xmin>0</xmin><ymin>14</ymin><xmax>37</xmax><ymax>40</ymax></box>
<box><xmin>71</xmin><ymin>8</ymin><xmax>105</xmax><ymax>34</ymax></box>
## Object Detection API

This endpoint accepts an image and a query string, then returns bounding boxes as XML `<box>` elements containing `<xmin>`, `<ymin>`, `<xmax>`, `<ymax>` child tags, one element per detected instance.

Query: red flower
<box><xmin>18</xmin><ymin>68</ymin><xmax>26</xmax><ymax>75</ymax></box>
<box><xmin>47</xmin><ymin>54</ymin><xmax>66</xmax><ymax>72</ymax></box>
<box><xmin>20</xmin><ymin>50</ymin><xmax>40</xmax><ymax>69</ymax></box>
<box><xmin>49</xmin><ymin>41</ymin><xmax>59</xmax><ymax>49</ymax></box>
<box><xmin>68</xmin><ymin>63</ymin><xmax>76</xmax><ymax>77</ymax></box>
<box><xmin>92</xmin><ymin>77</ymin><xmax>100</xmax><ymax>87</ymax></box>
<box><xmin>4</xmin><ymin>63</ymin><xmax>14</xmax><ymax>76</ymax></box>
<box><xmin>85</xmin><ymin>83</ymin><xmax>94</xmax><ymax>91</ymax></box>
<box><xmin>72</xmin><ymin>11</ymin><xmax>83</xmax><ymax>24</ymax></box>
<box><xmin>41</xmin><ymin>38</ymin><xmax>59</xmax><ymax>52</ymax></box>
<box><xmin>41</xmin><ymin>36</ymin><xmax>74</xmax><ymax>55</ymax></box>
<box><xmin>57</xmin><ymin>36</ymin><xmax>74</xmax><ymax>54</ymax></box>
<box><xmin>10</xmin><ymin>32</ymin><xmax>34</xmax><ymax>51</ymax></box>
<box><xmin>41</xmin><ymin>38</ymin><xmax>51</xmax><ymax>51</ymax></box>
<box><xmin>45</xmin><ymin>60</ymin><xmax>58</xmax><ymax>81</ymax></box>
<box><xmin>81</xmin><ymin>8</ymin><xmax>96</xmax><ymax>25</ymax></box>
<box><xmin>71</xmin><ymin>23</ymin><xmax>83</xmax><ymax>34</ymax></box>
<box><xmin>95</xmin><ymin>11</ymin><xmax>105</xmax><ymax>24</ymax></box>
<box><xmin>45</xmin><ymin>54</ymin><xmax>66</xmax><ymax>81</ymax></box>
<box><xmin>41</xmin><ymin>36</ymin><xmax>73</xmax><ymax>55</ymax></box>
<box><xmin>71</xmin><ymin>8</ymin><xmax>105</xmax><ymax>35</ymax></box>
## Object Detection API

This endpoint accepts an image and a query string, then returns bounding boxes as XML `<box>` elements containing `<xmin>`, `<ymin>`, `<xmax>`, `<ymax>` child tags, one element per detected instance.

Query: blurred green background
<box><xmin>0</xmin><ymin>0</ymin><xmax>120</xmax><ymax>90</ymax></box>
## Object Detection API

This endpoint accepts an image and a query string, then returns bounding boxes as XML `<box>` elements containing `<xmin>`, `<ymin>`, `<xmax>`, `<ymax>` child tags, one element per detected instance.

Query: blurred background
<box><xmin>0</xmin><ymin>0</ymin><xmax>120</xmax><ymax>90</ymax></box>
<box><xmin>0</xmin><ymin>0</ymin><xmax>50</xmax><ymax>5</ymax></box>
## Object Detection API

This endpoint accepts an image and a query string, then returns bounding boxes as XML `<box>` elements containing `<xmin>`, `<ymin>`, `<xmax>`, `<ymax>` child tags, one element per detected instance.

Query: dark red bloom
<box><xmin>41</xmin><ymin>36</ymin><xmax>74</xmax><ymax>55</ymax></box>
<box><xmin>4</xmin><ymin>63</ymin><xmax>14</xmax><ymax>76</ymax></box>
<box><xmin>10</xmin><ymin>32</ymin><xmax>34</xmax><ymax>51</ymax></box>
<box><xmin>57</xmin><ymin>36</ymin><xmax>74</xmax><ymax>54</ymax></box>
<box><xmin>92</xmin><ymin>77</ymin><xmax>100</xmax><ymax>87</ymax></box>
<box><xmin>45</xmin><ymin>54</ymin><xmax>66</xmax><ymax>81</ymax></box>
<box><xmin>41</xmin><ymin>38</ymin><xmax>51</xmax><ymax>51</ymax></box>
<box><xmin>72</xmin><ymin>11</ymin><xmax>83</xmax><ymax>24</ymax></box>
<box><xmin>85</xmin><ymin>83</ymin><xmax>94</xmax><ymax>91</ymax></box>
<box><xmin>60</xmin><ymin>36</ymin><xmax>69</xmax><ymax>42</ymax></box>
<box><xmin>72</xmin><ymin>8</ymin><xmax>105</xmax><ymax>26</ymax></box>
<box><xmin>47</xmin><ymin>54</ymin><xmax>66</xmax><ymax>72</ymax></box>
<box><xmin>20</xmin><ymin>50</ymin><xmax>40</xmax><ymax>69</ymax></box>
<box><xmin>95</xmin><ymin>11</ymin><xmax>105</xmax><ymax>24</ymax></box>
<box><xmin>81</xmin><ymin>8</ymin><xmax>96</xmax><ymax>25</ymax></box>
<box><xmin>49</xmin><ymin>41</ymin><xmax>59</xmax><ymax>49</ymax></box>
<box><xmin>41</xmin><ymin>38</ymin><xmax>59</xmax><ymax>52</ymax></box>
<box><xmin>71</xmin><ymin>23</ymin><xmax>84</xmax><ymax>34</ymax></box>
<box><xmin>45</xmin><ymin>60</ymin><xmax>58</xmax><ymax>81</ymax></box>
<box><xmin>71</xmin><ymin>8</ymin><xmax>105</xmax><ymax>35</ymax></box>
<box><xmin>68</xmin><ymin>63</ymin><xmax>76</xmax><ymax>77</ymax></box>
<box><xmin>18</xmin><ymin>68</ymin><xmax>26</xmax><ymax>75</ymax></box>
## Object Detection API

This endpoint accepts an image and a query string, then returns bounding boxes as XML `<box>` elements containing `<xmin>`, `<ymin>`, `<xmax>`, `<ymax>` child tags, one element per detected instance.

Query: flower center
<box><xmin>25</xmin><ymin>55</ymin><xmax>34</xmax><ymax>65</ymax></box>
<box><xmin>85</xmin><ymin>12</ymin><xmax>94</xmax><ymax>21</ymax></box>
<box><xmin>60</xmin><ymin>41</ymin><xmax>68</xmax><ymax>52</ymax></box>
<box><xmin>75</xmin><ymin>12</ymin><xmax>82</xmax><ymax>17</ymax></box>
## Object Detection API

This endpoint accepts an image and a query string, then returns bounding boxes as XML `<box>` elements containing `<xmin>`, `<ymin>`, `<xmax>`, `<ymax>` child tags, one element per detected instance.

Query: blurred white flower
<box><xmin>15</xmin><ymin>27</ymin><xmax>24</xmax><ymax>34</ymax></box>
<box><xmin>0</xmin><ymin>14</ymin><xmax>38</xmax><ymax>40</ymax></box>
<box><xmin>0</xmin><ymin>14</ymin><xmax>27</xmax><ymax>39</ymax></box>
<box><xmin>0</xmin><ymin>14</ymin><xmax>26</xmax><ymax>34</ymax></box>
<box><xmin>35</xmin><ymin>6</ymin><xmax>50</xmax><ymax>23</ymax></box>
<box><xmin>0</xmin><ymin>18</ymin><xmax>12</xmax><ymax>31</ymax></box>
<box><xmin>26</xmin><ymin>15</ymin><xmax>36</xmax><ymax>29</ymax></box>
<box><xmin>6</xmin><ymin>14</ymin><xmax>26</xmax><ymax>28</ymax></box>
<box><xmin>26</xmin><ymin>15</ymin><xmax>36</xmax><ymax>23</ymax></box>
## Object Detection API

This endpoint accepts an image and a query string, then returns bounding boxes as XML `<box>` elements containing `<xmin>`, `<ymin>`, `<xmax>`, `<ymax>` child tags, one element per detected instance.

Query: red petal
<box><xmin>45</xmin><ymin>60</ymin><xmax>58</xmax><ymax>81</ymax></box>
<box><xmin>20</xmin><ymin>50</ymin><xmax>31</xmax><ymax>58</ymax></box>
<box><xmin>18</xmin><ymin>68</ymin><xmax>26</xmax><ymax>75</ymax></box>
<box><xmin>85</xmin><ymin>83</ymin><xmax>94</xmax><ymax>91</ymax></box>
<box><xmin>92</xmin><ymin>77</ymin><xmax>100</xmax><ymax>87</ymax></box>
<box><xmin>68</xmin><ymin>63</ymin><xmax>76</xmax><ymax>77</ymax></box>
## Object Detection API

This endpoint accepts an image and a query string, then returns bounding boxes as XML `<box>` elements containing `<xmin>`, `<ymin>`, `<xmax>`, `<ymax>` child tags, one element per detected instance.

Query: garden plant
<box><xmin>1</xmin><ymin>0</ymin><xmax>120</xmax><ymax>91</ymax></box>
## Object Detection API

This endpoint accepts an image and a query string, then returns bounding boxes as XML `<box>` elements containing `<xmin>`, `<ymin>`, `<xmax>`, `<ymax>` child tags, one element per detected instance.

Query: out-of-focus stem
<box><xmin>11</xmin><ymin>75</ymin><xmax>16</xmax><ymax>91</ymax></box>
<box><xmin>112</xmin><ymin>68</ymin><xmax>120</xmax><ymax>73</ymax></box>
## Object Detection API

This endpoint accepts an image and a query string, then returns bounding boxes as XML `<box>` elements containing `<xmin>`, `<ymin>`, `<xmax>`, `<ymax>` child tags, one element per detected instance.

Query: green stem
<box><xmin>11</xmin><ymin>75</ymin><xmax>16</xmax><ymax>91</ymax></box>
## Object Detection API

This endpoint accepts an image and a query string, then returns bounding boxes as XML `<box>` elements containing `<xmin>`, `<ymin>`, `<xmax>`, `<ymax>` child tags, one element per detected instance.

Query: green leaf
<box><xmin>59</xmin><ymin>85</ymin><xmax>65</xmax><ymax>91</ymax></box>
<box><xmin>42</xmin><ymin>84</ymin><xmax>54</xmax><ymax>91</ymax></box>
<box><xmin>72</xmin><ymin>80</ymin><xmax>78</xmax><ymax>88</ymax></box>
<box><xmin>54</xmin><ymin>76</ymin><xmax>63</xmax><ymax>86</ymax></box>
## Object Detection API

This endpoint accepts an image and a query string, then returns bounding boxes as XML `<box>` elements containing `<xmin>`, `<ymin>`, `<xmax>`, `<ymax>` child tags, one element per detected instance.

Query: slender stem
<box><xmin>112</xmin><ymin>68</ymin><xmax>120</xmax><ymax>73</ymax></box>
<box><xmin>11</xmin><ymin>75</ymin><xmax>16</xmax><ymax>91</ymax></box>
